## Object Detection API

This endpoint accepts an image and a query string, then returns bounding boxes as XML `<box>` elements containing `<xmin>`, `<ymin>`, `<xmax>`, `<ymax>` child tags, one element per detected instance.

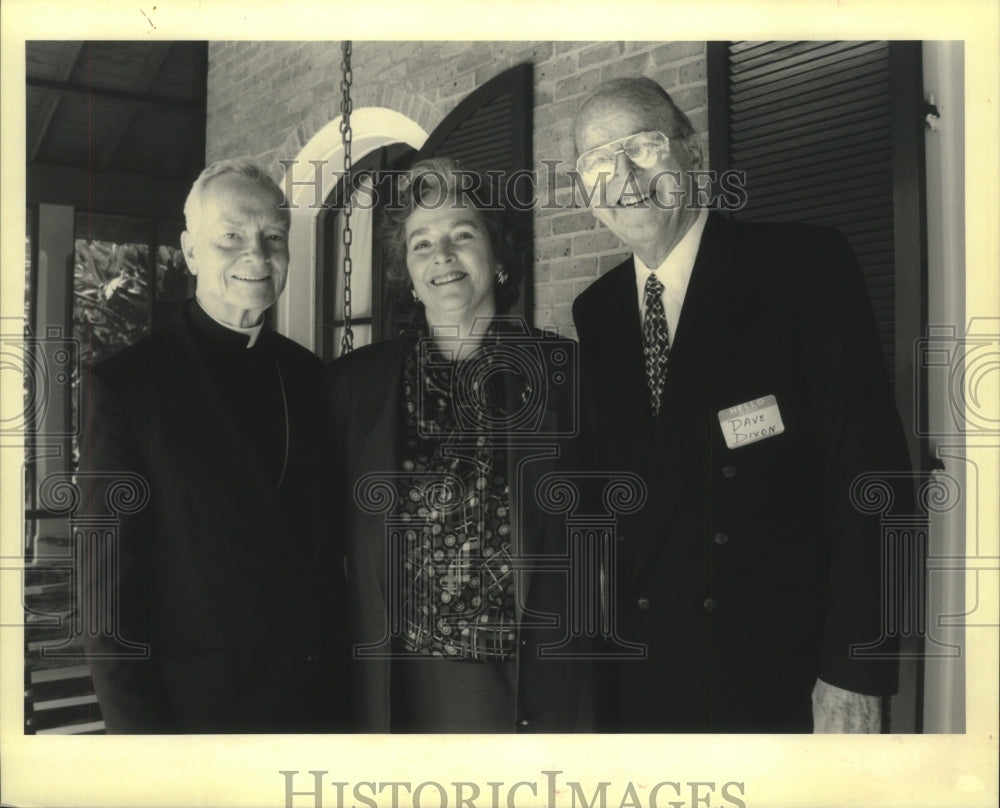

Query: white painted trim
<box><xmin>276</xmin><ymin>108</ymin><xmax>428</xmax><ymax>350</ymax></box>
<box><xmin>921</xmin><ymin>40</ymin><xmax>967</xmax><ymax>734</ymax></box>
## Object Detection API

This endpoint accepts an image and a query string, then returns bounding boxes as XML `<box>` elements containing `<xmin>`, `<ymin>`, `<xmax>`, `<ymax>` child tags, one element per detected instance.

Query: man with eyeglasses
<box><xmin>569</xmin><ymin>77</ymin><xmax>912</xmax><ymax>733</ymax></box>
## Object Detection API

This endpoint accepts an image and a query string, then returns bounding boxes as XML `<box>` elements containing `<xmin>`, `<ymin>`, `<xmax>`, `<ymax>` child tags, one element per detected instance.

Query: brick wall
<box><xmin>206</xmin><ymin>40</ymin><xmax>707</xmax><ymax>337</ymax></box>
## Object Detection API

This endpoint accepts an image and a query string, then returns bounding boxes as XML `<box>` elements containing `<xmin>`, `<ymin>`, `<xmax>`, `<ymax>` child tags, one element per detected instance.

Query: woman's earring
<box><xmin>496</xmin><ymin>266</ymin><xmax>509</xmax><ymax>286</ymax></box>
<box><xmin>411</xmin><ymin>288</ymin><xmax>419</xmax><ymax>302</ymax></box>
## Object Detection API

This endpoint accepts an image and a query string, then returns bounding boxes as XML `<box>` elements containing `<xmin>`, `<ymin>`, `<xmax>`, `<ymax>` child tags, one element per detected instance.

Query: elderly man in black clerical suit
<box><xmin>570</xmin><ymin>77</ymin><xmax>912</xmax><ymax>733</ymax></box>
<box><xmin>80</xmin><ymin>159</ymin><xmax>346</xmax><ymax>733</ymax></box>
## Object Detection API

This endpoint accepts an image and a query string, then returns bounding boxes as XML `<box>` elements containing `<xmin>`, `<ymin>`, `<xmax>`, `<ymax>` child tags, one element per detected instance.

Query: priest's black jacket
<box><xmin>79</xmin><ymin>300</ymin><xmax>348</xmax><ymax>733</ymax></box>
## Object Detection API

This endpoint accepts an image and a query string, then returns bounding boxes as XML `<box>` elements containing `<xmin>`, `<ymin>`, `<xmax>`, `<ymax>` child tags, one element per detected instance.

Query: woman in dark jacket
<box><xmin>328</xmin><ymin>158</ymin><xmax>584</xmax><ymax>732</ymax></box>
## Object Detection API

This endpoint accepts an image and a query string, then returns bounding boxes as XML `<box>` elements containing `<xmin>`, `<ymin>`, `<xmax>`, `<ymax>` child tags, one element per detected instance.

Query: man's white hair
<box><xmin>573</xmin><ymin>76</ymin><xmax>697</xmax><ymax>155</ymax></box>
<box><xmin>182</xmin><ymin>157</ymin><xmax>289</xmax><ymax>234</ymax></box>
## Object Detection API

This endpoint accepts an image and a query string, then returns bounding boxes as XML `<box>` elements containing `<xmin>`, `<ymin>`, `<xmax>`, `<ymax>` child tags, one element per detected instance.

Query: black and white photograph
<box><xmin>1</xmin><ymin>1</ymin><xmax>997</xmax><ymax>806</ymax></box>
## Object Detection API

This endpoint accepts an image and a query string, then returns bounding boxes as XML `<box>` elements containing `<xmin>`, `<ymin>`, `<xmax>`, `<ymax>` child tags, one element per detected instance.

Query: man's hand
<box><xmin>812</xmin><ymin>678</ymin><xmax>882</xmax><ymax>733</ymax></box>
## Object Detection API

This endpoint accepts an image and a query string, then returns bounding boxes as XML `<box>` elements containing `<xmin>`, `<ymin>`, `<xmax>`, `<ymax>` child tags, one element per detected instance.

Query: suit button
<box><xmin>714</xmin><ymin>531</ymin><xmax>729</xmax><ymax>545</ymax></box>
<box><xmin>618</xmin><ymin>533</ymin><xmax>626</xmax><ymax>543</ymax></box>
<box><xmin>306</xmin><ymin>654</ymin><xmax>319</xmax><ymax>663</ymax></box>
<box><xmin>637</xmin><ymin>597</ymin><xmax>651</xmax><ymax>610</ymax></box>
<box><xmin>518</xmin><ymin>717</ymin><xmax>531</xmax><ymax>727</ymax></box>
<box><xmin>703</xmin><ymin>597</ymin><xmax>719</xmax><ymax>614</ymax></box>
<box><xmin>722</xmin><ymin>464</ymin><xmax>736</xmax><ymax>478</ymax></box>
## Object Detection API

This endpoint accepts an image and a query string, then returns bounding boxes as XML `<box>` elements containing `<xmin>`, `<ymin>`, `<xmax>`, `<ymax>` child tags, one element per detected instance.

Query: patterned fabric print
<box><xmin>642</xmin><ymin>273</ymin><xmax>670</xmax><ymax>417</ymax></box>
<box><xmin>395</xmin><ymin>335</ymin><xmax>517</xmax><ymax>661</ymax></box>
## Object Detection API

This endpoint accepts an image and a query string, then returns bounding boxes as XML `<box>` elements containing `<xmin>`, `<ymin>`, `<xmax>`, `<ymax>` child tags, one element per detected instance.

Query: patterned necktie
<box><xmin>643</xmin><ymin>273</ymin><xmax>670</xmax><ymax>418</ymax></box>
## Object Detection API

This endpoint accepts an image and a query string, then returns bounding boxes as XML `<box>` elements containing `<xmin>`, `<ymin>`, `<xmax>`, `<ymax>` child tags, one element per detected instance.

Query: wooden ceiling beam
<box><xmin>95</xmin><ymin>43</ymin><xmax>174</xmax><ymax>172</ymax></box>
<box><xmin>27</xmin><ymin>95</ymin><xmax>61</xmax><ymax>162</ymax></box>
<box><xmin>25</xmin><ymin>42</ymin><xmax>84</xmax><ymax>162</ymax></box>
<box><xmin>55</xmin><ymin>42</ymin><xmax>86</xmax><ymax>81</ymax></box>
<box><xmin>26</xmin><ymin>76</ymin><xmax>202</xmax><ymax>113</ymax></box>
<box><xmin>28</xmin><ymin>163</ymin><xmax>191</xmax><ymax>218</ymax></box>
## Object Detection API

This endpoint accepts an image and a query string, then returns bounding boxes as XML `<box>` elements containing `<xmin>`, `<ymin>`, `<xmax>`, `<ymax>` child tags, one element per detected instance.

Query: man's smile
<box><xmin>617</xmin><ymin>190</ymin><xmax>652</xmax><ymax>208</ymax></box>
<box><xmin>613</xmin><ymin>180</ymin><xmax>668</xmax><ymax>209</ymax></box>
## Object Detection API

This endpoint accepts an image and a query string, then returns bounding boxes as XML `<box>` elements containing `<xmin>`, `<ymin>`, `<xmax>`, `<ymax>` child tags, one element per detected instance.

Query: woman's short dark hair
<box><xmin>379</xmin><ymin>157</ymin><xmax>525</xmax><ymax>314</ymax></box>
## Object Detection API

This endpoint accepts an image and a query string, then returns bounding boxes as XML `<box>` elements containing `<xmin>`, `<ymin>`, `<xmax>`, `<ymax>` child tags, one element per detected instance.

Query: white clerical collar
<box><xmin>634</xmin><ymin>208</ymin><xmax>709</xmax><ymax>339</ymax></box>
<box><xmin>200</xmin><ymin>304</ymin><xmax>265</xmax><ymax>348</ymax></box>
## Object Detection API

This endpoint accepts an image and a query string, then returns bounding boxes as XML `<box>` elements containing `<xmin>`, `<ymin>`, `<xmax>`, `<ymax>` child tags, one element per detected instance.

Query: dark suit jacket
<box><xmin>80</xmin><ymin>301</ymin><xmax>347</xmax><ymax>733</ymax></box>
<box><xmin>326</xmin><ymin>325</ymin><xmax>589</xmax><ymax>732</ymax></box>
<box><xmin>572</xmin><ymin>213</ymin><xmax>912</xmax><ymax>732</ymax></box>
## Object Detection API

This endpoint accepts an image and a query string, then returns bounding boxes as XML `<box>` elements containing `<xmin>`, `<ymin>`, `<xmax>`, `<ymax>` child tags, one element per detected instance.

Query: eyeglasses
<box><xmin>575</xmin><ymin>131</ymin><xmax>671</xmax><ymax>184</ymax></box>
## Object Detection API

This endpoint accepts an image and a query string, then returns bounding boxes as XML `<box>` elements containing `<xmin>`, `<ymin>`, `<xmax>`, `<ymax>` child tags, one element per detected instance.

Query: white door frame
<box><xmin>276</xmin><ymin>108</ymin><xmax>427</xmax><ymax>351</ymax></box>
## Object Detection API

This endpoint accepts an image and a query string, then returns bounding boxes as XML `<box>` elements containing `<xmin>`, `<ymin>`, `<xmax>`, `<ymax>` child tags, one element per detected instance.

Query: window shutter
<box><xmin>320</xmin><ymin>65</ymin><xmax>534</xmax><ymax>351</ymax></box>
<box><xmin>708</xmin><ymin>40</ymin><xmax>929</xmax><ymax>734</ymax></box>
<box><xmin>709</xmin><ymin>41</ymin><xmax>926</xmax><ymax>386</ymax></box>
<box><xmin>417</xmin><ymin>62</ymin><xmax>532</xmax><ymax>178</ymax></box>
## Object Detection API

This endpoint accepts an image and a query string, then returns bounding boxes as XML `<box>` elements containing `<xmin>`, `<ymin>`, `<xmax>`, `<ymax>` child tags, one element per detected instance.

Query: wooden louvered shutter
<box><xmin>708</xmin><ymin>41</ymin><xmax>928</xmax><ymax>733</ymax></box>
<box><xmin>325</xmin><ymin>64</ymin><xmax>534</xmax><ymax>348</ymax></box>
<box><xmin>418</xmin><ymin>62</ymin><xmax>532</xmax><ymax>174</ymax></box>
<box><xmin>707</xmin><ymin>41</ymin><xmax>927</xmax><ymax>403</ymax></box>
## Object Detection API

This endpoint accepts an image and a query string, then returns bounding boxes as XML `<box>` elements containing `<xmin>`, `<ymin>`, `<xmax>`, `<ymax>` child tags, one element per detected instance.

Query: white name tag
<box><xmin>717</xmin><ymin>395</ymin><xmax>785</xmax><ymax>449</ymax></box>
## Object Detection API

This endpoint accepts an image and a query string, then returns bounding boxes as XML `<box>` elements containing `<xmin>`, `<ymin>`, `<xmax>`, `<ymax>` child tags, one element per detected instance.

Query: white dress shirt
<box><xmin>633</xmin><ymin>208</ymin><xmax>709</xmax><ymax>342</ymax></box>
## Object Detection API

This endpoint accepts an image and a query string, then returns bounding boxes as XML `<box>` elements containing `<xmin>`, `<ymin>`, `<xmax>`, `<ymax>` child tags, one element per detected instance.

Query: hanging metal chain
<box><xmin>339</xmin><ymin>40</ymin><xmax>355</xmax><ymax>355</ymax></box>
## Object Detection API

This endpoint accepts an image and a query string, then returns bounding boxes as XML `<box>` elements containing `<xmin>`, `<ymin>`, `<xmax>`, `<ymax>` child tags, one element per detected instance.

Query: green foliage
<box><xmin>73</xmin><ymin>239</ymin><xmax>152</xmax><ymax>366</ymax></box>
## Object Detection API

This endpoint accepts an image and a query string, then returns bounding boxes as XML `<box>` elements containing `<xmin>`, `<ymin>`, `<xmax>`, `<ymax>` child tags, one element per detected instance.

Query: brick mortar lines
<box><xmin>206</xmin><ymin>42</ymin><xmax>708</xmax><ymax>330</ymax></box>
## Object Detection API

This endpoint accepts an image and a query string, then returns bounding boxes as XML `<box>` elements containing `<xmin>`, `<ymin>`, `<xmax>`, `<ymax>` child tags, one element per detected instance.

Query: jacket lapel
<box><xmin>505</xmin><ymin>396</ymin><xmax>560</xmax><ymax>615</ymax></box>
<box><xmin>622</xmin><ymin>213</ymin><xmax>738</xmax><ymax>585</ymax></box>
<box><xmin>347</xmin><ymin>338</ymin><xmax>408</xmax><ymax>607</ymax></box>
<box><xmin>589</xmin><ymin>259</ymin><xmax>657</xmax><ymax>448</ymax></box>
<box><xmin>162</xmin><ymin>310</ymin><xmax>288</xmax><ymax>548</ymax></box>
